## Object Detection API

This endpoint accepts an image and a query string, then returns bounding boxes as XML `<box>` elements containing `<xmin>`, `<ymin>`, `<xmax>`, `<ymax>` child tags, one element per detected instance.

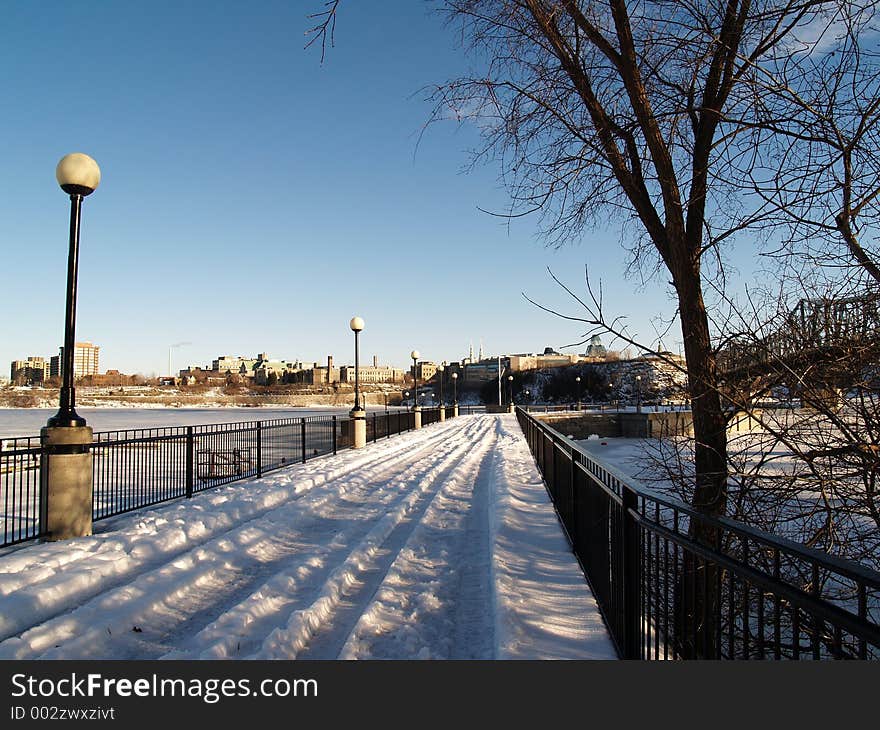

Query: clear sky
<box><xmin>0</xmin><ymin>1</ymin><xmax>723</xmax><ymax>376</ymax></box>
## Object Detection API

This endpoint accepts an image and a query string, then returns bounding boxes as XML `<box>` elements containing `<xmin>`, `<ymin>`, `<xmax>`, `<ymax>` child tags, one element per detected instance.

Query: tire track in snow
<box><xmin>167</xmin><ymin>416</ymin><xmax>495</xmax><ymax>660</ymax></box>
<box><xmin>337</xmin><ymin>419</ymin><xmax>501</xmax><ymax>659</ymax></box>
<box><xmin>449</xmin><ymin>418</ymin><xmax>498</xmax><ymax>658</ymax></box>
<box><xmin>0</xmin><ymin>417</ymin><xmax>474</xmax><ymax>644</ymax></box>
<box><xmin>0</xmin><ymin>417</ymin><xmax>488</xmax><ymax>659</ymax></box>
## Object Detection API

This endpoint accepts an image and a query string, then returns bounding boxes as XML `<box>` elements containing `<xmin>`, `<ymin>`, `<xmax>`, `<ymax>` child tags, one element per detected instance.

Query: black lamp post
<box><xmin>48</xmin><ymin>153</ymin><xmax>101</xmax><ymax>428</ymax></box>
<box><xmin>349</xmin><ymin>316</ymin><xmax>364</xmax><ymax>411</ymax></box>
<box><xmin>410</xmin><ymin>350</ymin><xmax>419</xmax><ymax>411</ymax></box>
<box><xmin>576</xmin><ymin>375</ymin><xmax>582</xmax><ymax>410</ymax></box>
<box><xmin>451</xmin><ymin>372</ymin><xmax>458</xmax><ymax>406</ymax></box>
<box><xmin>636</xmin><ymin>375</ymin><xmax>642</xmax><ymax>413</ymax></box>
<box><xmin>608</xmin><ymin>380</ymin><xmax>614</xmax><ymax>409</ymax></box>
<box><xmin>507</xmin><ymin>374</ymin><xmax>513</xmax><ymax>405</ymax></box>
<box><xmin>438</xmin><ymin>365</ymin><xmax>444</xmax><ymax>408</ymax></box>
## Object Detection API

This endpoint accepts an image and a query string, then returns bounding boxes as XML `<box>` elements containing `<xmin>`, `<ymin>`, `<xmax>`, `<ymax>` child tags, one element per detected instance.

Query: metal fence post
<box><xmin>185</xmin><ymin>426</ymin><xmax>194</xmax><ymax>498</ymax></box>
<box><xmin>332</xmin><ymin>415</ymin><xmax>337</xmax><ymax>455</ymax></box>
<box><xmin>622</xmin><ymin>485</ymin><xmax>641</xmax><ymax>659</ymax></box>
<box><xmin>301</xmin><ymin>420</ymin><xmax>307</xmax><ymax>463</ymax></box>
<box><xmin>256</xmin><ymin>421</ymin><xmax>262</xmax><ymax>477</ymax></box>
<box><xmin>569</xmin><ymin>444</ymin><xmax>578</xmax><ymax>547</ymax></box>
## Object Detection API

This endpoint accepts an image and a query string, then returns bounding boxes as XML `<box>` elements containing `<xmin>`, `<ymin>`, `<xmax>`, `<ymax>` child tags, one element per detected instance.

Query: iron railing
<box><xmin>367</xmin><ymin>410</ymin><xmax>414</xmax><ymax>442</ymax></box>
<box><xmin>1</xmin><ymin>407</ymin><xmax>469</xmax><ymax>548</ymax></box>
<box><xmin>516</xmin><ymin>407</ymin><xmax>880</xmax><ymax>660</ymax></box>
<box><xmin>0</xmin><ymin>436</ymin><xmax>42</xmax><ymax>547</ymax></box>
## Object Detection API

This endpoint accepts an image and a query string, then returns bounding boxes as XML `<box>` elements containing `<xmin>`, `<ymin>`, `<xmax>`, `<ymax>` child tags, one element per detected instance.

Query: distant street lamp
<box><xmin>608</xmin><ymin>380</ymin><xmax>614</xmax><ymax>409</ymax></box>
<box><xmin>411</xmin><ymin>350</ymin><xmax>420</xmax><ymax>412</ymax></box>
<box><xmin>451</xmin><ymin>372</ymin><xmax>458</xmax><ymax>405</ymax></box>
<box><xmin>348</xmin><ymin>316</ymin><xmax>366</xmax><ymax>448</ymax></box>
<box><xmin>507</xmin><ymin>374</ymin><xmax>514</xmax><ymax>405</ymax></box>
<box><xmin>636</xmin><ymin>375</ymin><xmax>642</xmax><ymax>413</ymax></box>
<box><xmin>49</xmin><ymin>153</ymin><xmax>101</xmax><ymax>428</ymax></box>
<box><xmin>350</xmin><ymin>316</ymin><xmax>365</xmax><ymax>411</ymax></box>
<box><xmin>575</xmin><ymin>375</ymin><xmax>582</xmax><ymax>410</ymax></box>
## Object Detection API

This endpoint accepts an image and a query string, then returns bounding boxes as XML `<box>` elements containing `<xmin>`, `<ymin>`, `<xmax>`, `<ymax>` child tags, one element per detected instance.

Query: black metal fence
<box><xmin>367</xmin><ymin>410</ymin><xmax>415</xmax><ymax>442</ymax></box>
<box><xmin>516</xmin><ymin>407</ymin><xmax>880</xmax><ymax>660</ymax></box>
<box><xmin>1</xmin><ymin>406</ymin><xmax>471</xmax><ymax>549</ymax></box>
<box><xmin>90</xmin><ymin>415</ymin><xmax>344</xmax><ymax>521</ymax></box>
<box><xmin>0</xmin><ymin>436</ymin><xmax>42</xmax><ymax>546</ymax></box>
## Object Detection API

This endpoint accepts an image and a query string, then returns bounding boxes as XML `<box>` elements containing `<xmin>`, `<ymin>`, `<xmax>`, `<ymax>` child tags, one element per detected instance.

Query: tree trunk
<box><xmin>674</xmin><ymin>259</ymin><xmax>727</xmax><ymax>658</ymax></box>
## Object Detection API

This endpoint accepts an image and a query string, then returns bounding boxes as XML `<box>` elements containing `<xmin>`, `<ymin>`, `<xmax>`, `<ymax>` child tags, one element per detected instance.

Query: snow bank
<box><xmin>489</xmin><ymin>417</ymin><xmax>617</xmax><ymax>659</ymax></box>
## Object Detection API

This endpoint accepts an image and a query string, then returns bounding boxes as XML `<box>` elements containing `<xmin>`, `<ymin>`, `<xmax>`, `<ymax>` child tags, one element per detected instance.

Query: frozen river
<box><xmin>0</xmin><ymin>406</ymin><xmax>401</xmax><ymax>439</ymax></box>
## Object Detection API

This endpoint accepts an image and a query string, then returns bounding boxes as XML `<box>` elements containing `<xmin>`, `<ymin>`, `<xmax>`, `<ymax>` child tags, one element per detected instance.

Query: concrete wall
<box><xmin>537</xmin><ymin>411</ymin><xmax>694</xmax><ymax>439</ymax></box>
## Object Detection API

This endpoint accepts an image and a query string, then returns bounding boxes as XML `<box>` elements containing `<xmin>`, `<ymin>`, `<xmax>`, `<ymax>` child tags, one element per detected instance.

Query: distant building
<box><xmin>305</xmin><ymin>361</ymin><xmax>341</xmax><ymax>386</ymax></box>
<box><xmin>51</xmin><ymin>342</ymin><xmax>100</xmax><ymax>379</ymax></box>
<box><xmin>10</xmin><ymin>356</ymin><xmax>49</xmax><ymax>385</ymax></box>
<box><xmin>462</xmin><ymin>358</ymin><xmax>504</xmax><ymax>383</ymax></box>
<box><xmin>584</xmin><ymin>335</ymin><xmax>607</xmax><ymax>358</ymax></box>
<box><xmin>213</xmin><ymin>355</ymin><xmax>259</xmax><ymax>376</ymax></box>
<box><xmin>508</xmin><ymin>351</ymin><xmax>580</xmax><ymax>371</ymax></box>
<box><xmin>506</xmin><ymin>341</ymin><xmax>617</xmax><ymax>372</ymax></box>
<box><xmin>414</xmin><ymin>361</ymin><xmax>437</xmax><ymax>382</ymax></box>
<box><xmin>73</xmin><ymin>342</ymin><xmax>99</xmax><ymax>377</ymax></box>
<box><xmin>253</xmin><ymin>354</ymin><xmax>302</xmax><ymax>385</ymax></box>
<box><xmin>340</xmin><ymin>359</ymin><xmax>405</xmax><ymax>384</ymax></box>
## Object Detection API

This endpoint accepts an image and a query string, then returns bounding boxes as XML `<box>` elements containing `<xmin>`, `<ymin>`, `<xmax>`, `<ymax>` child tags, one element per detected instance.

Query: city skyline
<box><xmin>0</xmin><ymin>2</ymin><xmax>763</xmax><ymax>378</ymax></box>
<box><xmin>6</xmin><ymin>335</ymin><xmax>632</xmax><ymax>382</ymax></box>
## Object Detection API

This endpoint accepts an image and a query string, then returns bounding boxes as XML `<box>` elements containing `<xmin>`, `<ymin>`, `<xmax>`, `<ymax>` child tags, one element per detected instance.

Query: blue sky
<box><xmin>1</xmin><ymin>1</ymin><xmax>716</xmax><ymax>376</ymax></box>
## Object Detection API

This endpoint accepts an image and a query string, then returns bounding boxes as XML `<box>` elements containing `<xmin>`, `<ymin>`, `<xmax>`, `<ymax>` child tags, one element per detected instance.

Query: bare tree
<box><xmin>428</xmin><ymin>1</ymin><xmax>857</xmax><ymax>534</ymax></box>
<box><xmin>720</xmin><ymin>3</ymin><xmax>880</xmax><ymax>285</ymax></box>
<box><xmin>713</xmin><ymin>281</ymin><xmax>880</xmax><ymax>569</ymax></box>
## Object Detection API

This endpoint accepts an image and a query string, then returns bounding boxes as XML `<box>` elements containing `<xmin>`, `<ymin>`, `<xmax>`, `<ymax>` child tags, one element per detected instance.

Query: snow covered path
<box><xmin>0</xmin><ymin>415</ymin><xmax>616</xmax><ymax>660</ymax></box>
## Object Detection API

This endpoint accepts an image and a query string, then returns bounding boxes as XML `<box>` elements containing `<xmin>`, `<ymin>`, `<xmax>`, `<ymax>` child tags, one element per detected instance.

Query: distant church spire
<box><xmin>479</xmin><ymin>339</ymin><xmax>484</xmax><ymax>361</ymax></box>
<box><xmin>469</xmin><ymin>341</ymin><xmax>474</xmax><ymax>363</ymax></box>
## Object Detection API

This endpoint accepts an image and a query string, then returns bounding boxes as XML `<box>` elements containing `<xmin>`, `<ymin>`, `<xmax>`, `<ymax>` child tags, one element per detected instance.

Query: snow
<box><xmin>576</xmin><ymin>436</ymin><xmax>647</xmax><ymax>476</ymax></box>
<box><xmin>0</xmin><ymin>414</ymin><xmax>616</xmax><ymax>660</ymax></box>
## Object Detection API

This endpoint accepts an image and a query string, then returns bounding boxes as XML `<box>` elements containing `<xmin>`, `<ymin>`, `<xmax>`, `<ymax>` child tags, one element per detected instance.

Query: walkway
<box><xmin>0</xmin><ymin>414</ymin><xmax>616</xmax><ymax>660</ymax></box>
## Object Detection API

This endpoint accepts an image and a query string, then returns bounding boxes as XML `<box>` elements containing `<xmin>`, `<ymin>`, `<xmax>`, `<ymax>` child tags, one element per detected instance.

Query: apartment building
<box><xmin>10</xmin><ymin>356</ymin><xmax>49</xmax><ymax>384</ymax></box>
<box><xmin>49</xmin><ymin>342</ymin><xmax>100</xmax><ymax>379</ymax></box>
<box><xmin>339</xmin><ymin>357</ymin><xmax>405</xmax><ymax>384</ymax></box>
